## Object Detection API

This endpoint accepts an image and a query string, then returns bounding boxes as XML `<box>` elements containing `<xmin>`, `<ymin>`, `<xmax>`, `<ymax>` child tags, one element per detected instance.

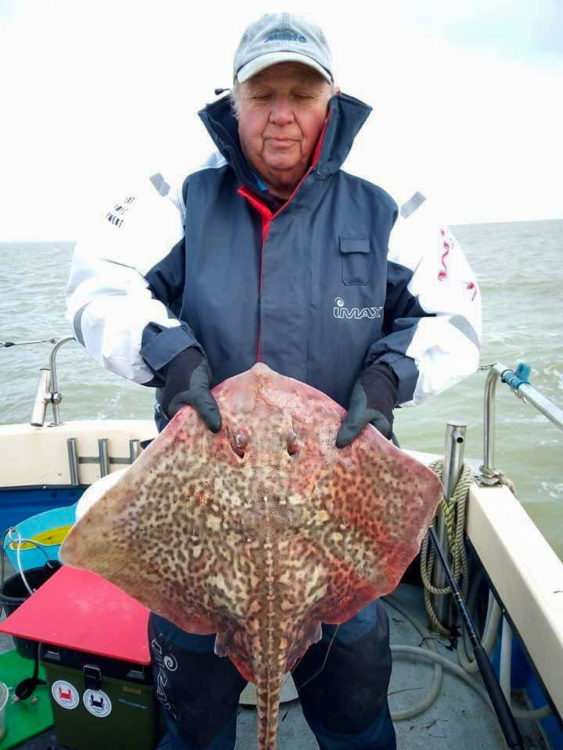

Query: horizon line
<box><xmin>2</xmin><ymin>215</ymin><xmax>563</xmax><ymax>243</ymax></box>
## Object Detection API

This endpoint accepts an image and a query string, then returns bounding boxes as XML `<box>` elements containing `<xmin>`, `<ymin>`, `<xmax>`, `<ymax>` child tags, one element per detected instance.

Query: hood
<box><xmin>197</xmin><ymin>92</ymin><xmax>372</xmax><ymax>192</ymax></box>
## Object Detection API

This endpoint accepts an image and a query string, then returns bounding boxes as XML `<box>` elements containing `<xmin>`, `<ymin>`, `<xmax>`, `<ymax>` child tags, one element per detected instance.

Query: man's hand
<box><xmin>336</xmin><ymin>363</ymin><xmax>398</xmax><ymax>448</ymax></box>
<box><xmin>160</xmin><ymin>347</ymin><xmax>222</xmax><ymax>432</ymax></box>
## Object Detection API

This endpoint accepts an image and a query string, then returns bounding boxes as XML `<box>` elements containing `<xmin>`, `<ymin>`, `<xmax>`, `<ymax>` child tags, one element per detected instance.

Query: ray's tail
<box><xmin>255</xmin><ymin>667</ymin><xmax>285</xmax><ymax>750</ymax></box>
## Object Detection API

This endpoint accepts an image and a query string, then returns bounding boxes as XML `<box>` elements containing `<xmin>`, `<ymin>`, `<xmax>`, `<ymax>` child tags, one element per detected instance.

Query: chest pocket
<box><xmin>340</xmin><ymin>237</ymin><xmax>371</xmax><ymax>285</ymax></box>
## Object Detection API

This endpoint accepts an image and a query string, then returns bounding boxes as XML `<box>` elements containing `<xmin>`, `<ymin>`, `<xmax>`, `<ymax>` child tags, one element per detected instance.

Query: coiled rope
<box><xmin>420</xmin><ymin>459</ymin><xmax>473</xmax><ymax>635</ymax></box>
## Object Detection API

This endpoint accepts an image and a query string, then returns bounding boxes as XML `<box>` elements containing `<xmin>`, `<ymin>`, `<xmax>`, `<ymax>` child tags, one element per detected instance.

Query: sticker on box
<box><xmin>52</xmin><ymin>680</ymin><xmax>79</xmax><ymax>709</ymax></box>
<box><xmin>84</xmin><ymin>688</ymin><xmax>112</xmax><ymax>718</ymax></box>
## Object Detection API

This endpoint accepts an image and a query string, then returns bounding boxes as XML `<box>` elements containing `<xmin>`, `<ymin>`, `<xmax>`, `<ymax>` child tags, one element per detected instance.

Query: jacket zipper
<box><xmin>238</xmin><ymin>168</ymin><xmax>312</xmax><ymax>362</ymax></box>
<box><xmin>237</xmin><ymin>113</ymin><xmax>331</xmax><ymax>362</ymax></box>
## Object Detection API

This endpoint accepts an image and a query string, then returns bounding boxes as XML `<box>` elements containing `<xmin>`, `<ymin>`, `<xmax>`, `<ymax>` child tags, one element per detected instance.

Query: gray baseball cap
<box><xmin>234</xmin><ymin>13</ymin><xmax>334</xmax><ymax>84</ymax></box>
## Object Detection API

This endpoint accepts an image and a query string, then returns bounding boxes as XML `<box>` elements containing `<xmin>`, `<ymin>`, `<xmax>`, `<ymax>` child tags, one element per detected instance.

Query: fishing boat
<box><xmin>0</xmin><ymin>336</ymin><xmax>561</xmax><ymax>749</ymax></box>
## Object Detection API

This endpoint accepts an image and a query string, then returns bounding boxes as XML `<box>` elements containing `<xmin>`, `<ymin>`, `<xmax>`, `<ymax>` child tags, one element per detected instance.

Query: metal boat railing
<box><xmin>29</xmin><ymin>336</ymin><xmax>142</xmax><ymax>483</ymax></box>
<box><xmin>482</xmin><ymin>361</ymin><xmax>563</xmax><ymax>479</ymax></box>
<box><xmin>30</xmin><ymin>335</ymin><xmax>76</xmax><ymax>427</ymax></box>
<box><xmin>29</xmin><ymin>341</ymin><xmax>563</xmax><ymax>490</ymax></box>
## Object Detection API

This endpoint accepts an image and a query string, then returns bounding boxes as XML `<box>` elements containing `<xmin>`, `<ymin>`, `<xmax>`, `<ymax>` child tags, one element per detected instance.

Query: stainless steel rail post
<box><xmin>49</xmin><ymin>335</ymin><xmax>76</xmax><ymax>426</ymax></box>
<box><xmin>483</xmin><ymin>361</ymin><xmax>563</xmax><ymax>479</ymax></box>
<box><xmin>432</xmin><ymin>421</ymin><xmax>466</xmax><ymax>624</ymax></box>
<box><xmin>67</xmin><ymin>438</ymin><xmax>80</xmax><ymax>487</ymax></box>
<box><xmin>98</xmin><ymin>439</ymin><xmax>110</xmax><ymax>477</ymax></box>
<box><xmin>30</xmin><ymin>368</ymin><xmax>52</xmax><ymax>426</ymax></box>
<box><xmin>483</xmin><ymin>366</ymin><xmax>502</xmax><ymax>473</ymax></box>
<box><xmin>129</xmin><ymin>439</ymin><xmax>141</xmax><ymax>463</ymax></box>
<box><xmin>30</xmin><ymin>336</ymin><xmax>78</xmax><ymax>426</ymax></box>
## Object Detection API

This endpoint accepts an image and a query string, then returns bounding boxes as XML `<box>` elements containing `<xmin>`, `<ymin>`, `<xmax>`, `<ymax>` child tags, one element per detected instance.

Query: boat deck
<box><xmin>1</xmin><ymin>581</ymin><xmax>548</xmax><ymax>749</ymax></box>
<box><xmin>235</xmin><ymin>583</ymin><xmax>547</xmax><ymax>749</ymax></box>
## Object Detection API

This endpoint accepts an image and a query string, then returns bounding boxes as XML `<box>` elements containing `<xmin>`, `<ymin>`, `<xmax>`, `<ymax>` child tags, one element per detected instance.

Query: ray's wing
<box><xmin>287</xmin><ymin>423</ymin><xmax>443</xmax><ymax>627</ymax></box>
<box><xmin>60</xmin><ymin>407</ymin><xmax>249</xmax><ymax>636</ymax></box>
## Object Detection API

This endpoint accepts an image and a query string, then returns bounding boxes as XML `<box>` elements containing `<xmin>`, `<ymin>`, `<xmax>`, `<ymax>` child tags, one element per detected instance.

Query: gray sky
<box><xmin>1</xmin><ymin>0</ymin><xmax>562</xmax><ymax>239</ymax></box>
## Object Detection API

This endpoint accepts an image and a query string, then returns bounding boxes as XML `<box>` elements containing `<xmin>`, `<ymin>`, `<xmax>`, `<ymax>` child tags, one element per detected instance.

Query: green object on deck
<box><xmin>41</xmin><ymin>647</ymin><xmax>159</xmax><ymax>750</ymax></box>
<box><xmin>0</xmin><ymin>649</ymin><xmax>53</xmax><ymax>750</ymax></box>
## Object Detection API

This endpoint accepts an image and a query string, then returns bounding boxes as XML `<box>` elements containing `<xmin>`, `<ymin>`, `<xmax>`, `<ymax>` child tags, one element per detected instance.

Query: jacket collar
<box><xmin>197</xmin><ymin>92</ymin><xmax>372</xmax><ymax>192</ymax></box>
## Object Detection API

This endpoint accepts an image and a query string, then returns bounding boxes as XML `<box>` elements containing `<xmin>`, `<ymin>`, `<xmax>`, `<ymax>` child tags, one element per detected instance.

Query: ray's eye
<box><xmin>286</xmin><ymin>431</ymin><xmax>299</xmax><ymax>456</ymax></box>
<box><xmin>230</xmin><ymin>429</ymin><xmax>248</xmax><ymax>458</ymax></box>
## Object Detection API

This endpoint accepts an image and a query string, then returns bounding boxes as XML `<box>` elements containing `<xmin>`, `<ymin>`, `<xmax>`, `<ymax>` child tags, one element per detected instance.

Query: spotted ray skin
<box><xmin>60</xmin><ymin>363</ymin><xmax>443</xmax><ymax>749</ymax></box>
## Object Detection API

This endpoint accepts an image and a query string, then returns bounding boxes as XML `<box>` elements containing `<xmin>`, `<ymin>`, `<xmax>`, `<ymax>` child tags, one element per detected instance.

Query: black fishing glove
<box><xmin>160</xmin><ymin>347</ymin><xmax>221</xmax><ymax>432</ymax></box>
<box><xmin>336</xmin><ymin>363</ymin><xmax>398</xmax><ymax>448</ymax></box>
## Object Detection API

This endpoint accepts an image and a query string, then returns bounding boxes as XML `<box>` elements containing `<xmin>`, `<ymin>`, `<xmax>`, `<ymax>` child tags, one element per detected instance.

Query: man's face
<box><xmin>237</xmin><ymin>62</ymin><xmax>333</xmax><ymax>199</ymax></box>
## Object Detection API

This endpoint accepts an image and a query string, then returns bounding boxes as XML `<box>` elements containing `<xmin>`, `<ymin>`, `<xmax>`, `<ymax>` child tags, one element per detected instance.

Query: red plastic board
<box><xmin>0</xmin><ymin>566</ymin><xmax>150</xmax><ymax>664</ymax></box>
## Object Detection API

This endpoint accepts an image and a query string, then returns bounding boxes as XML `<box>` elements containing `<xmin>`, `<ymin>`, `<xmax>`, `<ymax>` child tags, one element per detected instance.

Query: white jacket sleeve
<box><xmin>367</xmin><ymin>192</ymin><xmax>482</xmax><ymax>406</ymax></box>
<box><xmin>66</xmin><ymin>174</ymin><xmax>197</xmax><ymax>384</ymax></box>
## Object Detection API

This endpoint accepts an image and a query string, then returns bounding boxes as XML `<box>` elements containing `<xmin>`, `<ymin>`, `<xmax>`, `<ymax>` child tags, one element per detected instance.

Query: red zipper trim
<box><xmin>236</xmin><ymin>190</ymin><xmax>273</xmax><ymax>362</ymax></box>
<box><xmin>237</xmin><ymin>112</ymin><xmax>332</xmax><ymax>362</ymax></box>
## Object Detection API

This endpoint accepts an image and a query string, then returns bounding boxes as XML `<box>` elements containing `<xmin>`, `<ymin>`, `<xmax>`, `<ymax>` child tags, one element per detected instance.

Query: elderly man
<box><xmin>66</xmin><ymin>11</ymin><xmax>480</xmax><ymax>750</ymax></box>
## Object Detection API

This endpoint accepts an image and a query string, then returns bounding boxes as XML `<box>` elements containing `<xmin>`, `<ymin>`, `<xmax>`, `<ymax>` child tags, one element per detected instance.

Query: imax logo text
<box><xmin>333</xmin><ymin>297</ymin><xmax>383</xmax><ymax>320</ymax></box>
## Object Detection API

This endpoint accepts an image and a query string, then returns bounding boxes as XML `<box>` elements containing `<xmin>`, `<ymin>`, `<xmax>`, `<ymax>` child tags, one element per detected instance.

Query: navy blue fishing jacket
<box><xmin>66</xmin><ymin>92</ymin><xmax>481</xmax><ymax>416</ymax></box>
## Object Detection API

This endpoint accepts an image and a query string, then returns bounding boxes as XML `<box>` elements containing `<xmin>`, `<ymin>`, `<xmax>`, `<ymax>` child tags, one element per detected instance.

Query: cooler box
<box><xmin>0</xmin><ymin>566</ymin><xmax>159</xmax><ymax>750</ymax></box>
<box><xmin>42</xmin><ymin>646</ymin><xmax>156</xmax><ymax>750</ymax></box>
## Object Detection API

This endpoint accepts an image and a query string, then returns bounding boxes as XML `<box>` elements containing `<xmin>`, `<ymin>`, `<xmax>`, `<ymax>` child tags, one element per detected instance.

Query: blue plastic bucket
<box><xmin>2</xmin><ymin>504</ymin><xmax>76</xmax><ymax>571</ymax></box>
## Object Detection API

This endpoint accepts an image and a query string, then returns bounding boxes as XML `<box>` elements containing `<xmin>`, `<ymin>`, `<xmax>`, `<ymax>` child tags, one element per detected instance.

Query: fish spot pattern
<box><xmin>60</xmin><ymin>363</ymin><xmax>443</xmax><ymax>750</ymax></box>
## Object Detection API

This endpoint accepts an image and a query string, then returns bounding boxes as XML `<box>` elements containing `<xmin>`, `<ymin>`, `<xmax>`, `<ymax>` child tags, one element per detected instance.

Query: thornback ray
<box><xmin>60</xmin><ymin>363</ymin><xmax>443</xmax><ymax>750</ymax></box>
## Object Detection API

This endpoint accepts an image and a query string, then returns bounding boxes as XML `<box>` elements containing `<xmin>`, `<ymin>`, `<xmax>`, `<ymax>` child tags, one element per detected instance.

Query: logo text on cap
<box><xmin>265</xmin><ymin>31</ymin><xmax>307</xmax><ymax>43</ymax></box>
